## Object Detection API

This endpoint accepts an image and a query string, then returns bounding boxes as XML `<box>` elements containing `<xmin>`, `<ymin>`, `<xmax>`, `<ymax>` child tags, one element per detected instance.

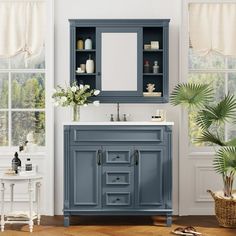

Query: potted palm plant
<box><xmin>170</xmin><ymin>83</ymin><xmax>236</xmax><ymax>227</ymax></box>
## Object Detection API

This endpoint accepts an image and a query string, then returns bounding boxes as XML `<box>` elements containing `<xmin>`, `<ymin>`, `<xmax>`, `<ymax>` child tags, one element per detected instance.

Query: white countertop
<box><xmin>63</xmin><ymin>121</ymin><xmax>174</xmax><ymax>126</ymax></box>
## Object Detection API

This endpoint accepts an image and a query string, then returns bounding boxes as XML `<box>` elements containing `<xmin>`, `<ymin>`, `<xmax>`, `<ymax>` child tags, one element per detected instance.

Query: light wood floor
<box><xmin>1</xmin><ymin>215</ymin><xmax>236</xmax><ymax>236</ymax></box>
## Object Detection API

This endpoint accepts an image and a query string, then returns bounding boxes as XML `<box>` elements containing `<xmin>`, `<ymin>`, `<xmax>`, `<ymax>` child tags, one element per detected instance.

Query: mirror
<box><xmin>101</xmin><ymin>32</ymin><xmax>138</xmax><ymax>91</ymax></box>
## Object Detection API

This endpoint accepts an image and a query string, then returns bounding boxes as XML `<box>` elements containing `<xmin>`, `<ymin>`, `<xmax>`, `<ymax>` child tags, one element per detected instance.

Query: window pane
<box><xmin>189</xmin><ymin>49</ymin><xmax>225</xmax><ymax>69</ymax></box>
<box><xmin>0</xmin><ymin>58</ymin><xmax>8</xmax><ymax>69</ymax></box>
<box><xmin>228</xmin><ymin>73</ymin><xmax>236</xmax><ymax>96</ymax></box>
<box><xmin>228</xmin><ymin>57</ymin><xmax>236</xmax><ymax>69</ymax></box>
<box><xmin>11</xmin><ymin>73</ymin><xmax>45</xmax><ymax>108</ymax></box>
<box><xmin>189</xmin><ymin>73</ymin><xmax>225</xmax><ymax>102</ymax></box>
<box><xmin>10</xmin><ymin>48</ymin><xmax>45</xmax><ymax>69</ymax></box>
<box><xmin>188</xmin><ymin>73</ymin><xmax>225</xmax><ymax>146</ymax></box>
<box><xmin>0</xmin><ymin>73</ymin><xmax>8</xmax><ymax>108</ymax></box>
<box><xmin>12</xmin><ymin>111</ymin><xmax>45</xmax><ymax>146</ymax></box>
<box><xmin>0</xmin><ymin>112</ymin><xmax>8</xmax><ymax>146</ymax></box>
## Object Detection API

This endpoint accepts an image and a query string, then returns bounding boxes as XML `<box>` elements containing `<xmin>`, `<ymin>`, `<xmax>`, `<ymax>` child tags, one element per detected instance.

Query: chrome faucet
<box><xmin>116</xmin><ymin>103</ymin><xmax>120</xmax><ymax>121</ymax></box>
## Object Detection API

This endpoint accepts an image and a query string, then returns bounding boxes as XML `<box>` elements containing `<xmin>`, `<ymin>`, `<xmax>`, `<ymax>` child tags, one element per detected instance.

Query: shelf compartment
<box><xmin>75</xmin><ymin>53</ymin><xmax>96</xmax><ymax>70</ymax></box>
<box><xmin>143</xmin><ymin>75</ymin><xmax>163</xmax><ymax>95</ymax></box>
<box><xmin>143</xmin><ymin>53</ymin><xmax>163</xmax><ymax>74</ymax></box>
<box><xmin>75</xmin><ymin>76</ymin><xmax>96</xmax><ymax>90</ymax></box>
<box><xmin>143</xmin><ymin>27</ymin><xmax>163</xmax><ymax>49</ymax></box>
<box><xmin>76</xmin><ymin>27</ymin><xmax>96</xmax><ymax>50</ymax></box>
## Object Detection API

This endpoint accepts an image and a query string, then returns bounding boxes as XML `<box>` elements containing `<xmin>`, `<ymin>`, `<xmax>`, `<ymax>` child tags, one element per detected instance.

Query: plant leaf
<box><xmin>170</xmin><ymin>83</ymin><xmax>213</xmax><ymax>109</ymax></box>
<box><xmin>195</xmin><ymin>130</ymin><xmax>226</xmax><ymax>146</ymax></box>
<box><xmin>195</xmin><ymin>94</ymin><xmax>236</xmax><ymax>130</ymax></box>
<box><xmin>214</xmin><ymin>146</ymin><xmax>236</xmax><ymax>175</ymax></box>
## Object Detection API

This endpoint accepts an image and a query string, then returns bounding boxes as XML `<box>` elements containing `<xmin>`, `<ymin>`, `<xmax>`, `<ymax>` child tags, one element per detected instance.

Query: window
<box><xmin>0</xmin><ymin>50</ymin><xmax>45</xmax><ymax>147</ymax></box>
<box><xmin>188</xmin><ymin>3</ymin><xmax>236</xmax><ymax>147</ymax></box>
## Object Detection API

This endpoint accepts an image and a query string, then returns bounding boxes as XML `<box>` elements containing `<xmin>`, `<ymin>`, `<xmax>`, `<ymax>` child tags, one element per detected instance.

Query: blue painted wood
<box><xmin>70</xmin><ymin>146</ymin><xmax>102</xmax><ymax>209</ymax></box>
<box><xmin>69</xmin><ymin>19</ymin><xmax>170</xmax><ymax>103</ymax></box>
<box><xmin>135</xmin><ymin>146</ymin><xmax>164</xmax><ymax>207</ymax></box>
<box><xmin>64</xmin><ymin>125</ymin><xmax>172</xmax><ymax>226</ymax></box>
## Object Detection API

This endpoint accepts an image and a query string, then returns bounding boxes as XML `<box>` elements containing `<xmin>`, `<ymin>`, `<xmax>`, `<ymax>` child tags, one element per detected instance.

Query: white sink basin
<box><xmin>63</xmin><ymin>121</ymin><xmax>174</xmax><ymax>126</ymax></box>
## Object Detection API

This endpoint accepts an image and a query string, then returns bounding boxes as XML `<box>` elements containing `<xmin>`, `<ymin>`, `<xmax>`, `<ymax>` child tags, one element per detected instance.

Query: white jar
<box><xmin>85</xmin><ymin>37</ymin><xmax>92</xmax><ymax>50</ymax></box>
<box><xmin>86</xmin><ymin>55</ymin><xmax>94</xmax><ymax>73</ymax></box>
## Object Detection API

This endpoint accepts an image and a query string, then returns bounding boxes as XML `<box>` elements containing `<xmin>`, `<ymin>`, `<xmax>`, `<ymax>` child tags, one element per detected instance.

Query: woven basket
<box><xmin>207</xmin><ymin>190</ymin><xmax>236</xmax><ymax>228</ymax></box>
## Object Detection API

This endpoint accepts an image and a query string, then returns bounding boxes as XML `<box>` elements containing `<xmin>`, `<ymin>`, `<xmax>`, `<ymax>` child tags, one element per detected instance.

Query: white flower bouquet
<box><xmin>52</xmin><ymin>82</ymin><xmax>100</xmax><ymax>121</ymax></box>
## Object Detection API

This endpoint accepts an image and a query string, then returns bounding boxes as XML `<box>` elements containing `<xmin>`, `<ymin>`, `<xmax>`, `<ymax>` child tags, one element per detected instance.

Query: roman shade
<box><xmin>0</xmin><ymin>0</ymin><xmax>45</xmax><ymax>61</ymax></box>
<box><xmin>189</xmin><ymin>3</ymin><xmax>236</xmax><ymax>56</ymax></box>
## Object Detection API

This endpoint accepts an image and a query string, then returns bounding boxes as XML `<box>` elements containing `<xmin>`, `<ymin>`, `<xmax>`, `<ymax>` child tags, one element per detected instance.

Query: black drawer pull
<box><xmin>116</xmin><ymin>177</ymin><xmax>120</xmax><ymax>181</ymax></box>
<box><xmin>116</xmin><ymin>198</ymin><xmax>120</xmax><ymax>201</ymax></box>
<box><xmin>116</xmin><ymin>156</ymin><xmax>120</xmax><ymax>159</ymax></box>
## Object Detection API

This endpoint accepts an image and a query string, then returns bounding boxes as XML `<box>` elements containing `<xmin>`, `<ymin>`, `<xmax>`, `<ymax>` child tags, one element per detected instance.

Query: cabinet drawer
<box><xmin>70</xmin><ymin>127</ymin><xmax>164</xmax><ymax>143</ymax></box>
<box><xmin>106</xmin><ymin>171</ymin><xmax>130</xmax><ymax>185</ymax></box>
<box><xmin>106</xmin><ymin>150</ymin><xmax>130</xmax><ymax>164</ymax></box>
<box><xmin>105</xmin><ymin>192</ymin><xmax>131</xmax><ymax>206</ymax></box>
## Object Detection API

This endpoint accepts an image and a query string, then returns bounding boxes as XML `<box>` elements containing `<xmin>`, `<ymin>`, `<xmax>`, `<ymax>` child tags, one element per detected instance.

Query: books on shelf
<box><xmin>143</xmin><ymin>92</ymin><xmax>162</xmax><ymax>97</ymax></box>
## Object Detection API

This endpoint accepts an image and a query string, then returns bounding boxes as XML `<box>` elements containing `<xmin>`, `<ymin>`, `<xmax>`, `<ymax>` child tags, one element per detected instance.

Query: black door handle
<box><xmin>97</xmin><ymin>150</ymin><xmax>102</xmax><ymax>165</ymax></box>
<box><xmin>134</xmin><ymin>150</ymin><xmax>139</xmax><ymax>165</ymax></box>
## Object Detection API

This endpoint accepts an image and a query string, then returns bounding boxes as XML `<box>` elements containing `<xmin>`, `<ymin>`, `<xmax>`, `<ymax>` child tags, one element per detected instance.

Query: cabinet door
<box><xmin>96</xmin><ymin>27</ymin><xmax>142</xmax><ymax>97</ymax></box>
<box><xmin>135</xmin><ymin>146</ymin><xmax>165</xmax><ymax>208</ymax></box>
<box><xmin>70</xmin><ymin>146</ymin><xmax>102</xmax><ymax>209</ymax></box>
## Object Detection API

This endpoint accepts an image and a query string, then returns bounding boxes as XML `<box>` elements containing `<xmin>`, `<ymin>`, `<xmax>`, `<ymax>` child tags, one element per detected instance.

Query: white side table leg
<box><xmin>1</xmin><ymin>183</ymin><xmax>5</xmax><ymax>232</ymax></box>
<box><xmin>28</xmin><ymin>180</ymin><xmax>34</xmax><ymax>233</ymax></box>
<box><xmin>36</xmin><ymin>182</ymin><xmax>41</xmax><ymax>225</ymax></box>
<box><xmin>10</xmin><ymin>183</ymin><xmax>14</xmax><ymax>212</ymax></box>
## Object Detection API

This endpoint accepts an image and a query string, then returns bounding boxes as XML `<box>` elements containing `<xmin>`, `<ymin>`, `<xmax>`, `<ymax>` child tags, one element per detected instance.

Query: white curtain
<box><xmin>189</xmin><ymin>3</ymin><xmax>236</xmax><ymax>56</ymax></box>
<box><xmin>0</xmin><ymin>0</ymin><xmax>45</xmax><ymax>60</ymax></box>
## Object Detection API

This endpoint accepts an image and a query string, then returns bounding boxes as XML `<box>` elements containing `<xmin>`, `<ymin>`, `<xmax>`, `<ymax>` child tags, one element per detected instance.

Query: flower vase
<box><xmin>72</xmin><ymin>105</ymin><xmax>80</xmax><ymax>122</ymax></box>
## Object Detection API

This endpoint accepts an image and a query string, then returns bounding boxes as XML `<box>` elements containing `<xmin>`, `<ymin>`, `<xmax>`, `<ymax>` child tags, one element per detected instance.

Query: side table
<box><xmin>0</xmin><ymin>174</ymin><xmax>43</xmax><ymax>232</ymax></box>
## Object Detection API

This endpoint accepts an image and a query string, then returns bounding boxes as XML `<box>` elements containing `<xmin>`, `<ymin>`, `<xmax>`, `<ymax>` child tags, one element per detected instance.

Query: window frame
<box><xmin>181</xmin><ymin>0</ymin><xmax>236</xmax><ymax>156</ymax></box>
<box><xmin>0</xmin><ymin>0</ymin><xmax>54</xmax><ymax>156</ymax></box>
<box><xmin>0</xmin><ymin>59</ymin><xmax>46</xmax><ymax>150</ymax></box>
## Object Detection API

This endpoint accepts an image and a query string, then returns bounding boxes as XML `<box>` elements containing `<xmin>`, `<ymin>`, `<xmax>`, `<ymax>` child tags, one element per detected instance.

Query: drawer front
<box><xmin>106</xmin><ymin>150</ymin><xmax>130</xmax><ymax>164</ymax></box>
<box><xmin>105</xmin><ymin>192</ymin><xmax>131</xmax><ymax>206</ymax></box>
<box><xmin>70</xmin><ymin>127</ymin><xmax>164</xmax><ymax>143</ymax></box>
<box><xmin>106</xmin><ymin>171</ymin><xmax>130</xmax><ymax>185</ymax></box>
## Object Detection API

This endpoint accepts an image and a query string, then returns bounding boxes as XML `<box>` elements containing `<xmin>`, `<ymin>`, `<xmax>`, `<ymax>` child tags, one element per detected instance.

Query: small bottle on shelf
<box><xmin>153</xmin><ymin>61</ymin><xmax>159</xmax><ymax>74</ymax></box>
<box><xmin>144</xmin><ymin>60</ymin><xmax>150</xmax><ymax>73</ymax></box>
<box><xmin>25</xmin><ymin>158</ymin><xmax>33</xmax><ymax>171</ymax></box>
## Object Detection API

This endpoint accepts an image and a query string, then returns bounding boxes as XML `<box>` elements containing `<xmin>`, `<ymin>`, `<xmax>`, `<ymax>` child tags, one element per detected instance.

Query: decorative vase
<box><xmin>72</xmin><ymin>105</ymin><xmax>80</xmax><ymax>122</ymax></box>
<box><xmin>86</xmin><ymin>54</ymin><xmax>94</xmax><ymax>73</ymax></box>
<box><xmin>85</xmin><ymin>37</ymin><xmax>92</xmax><ymax>49</ymax></box>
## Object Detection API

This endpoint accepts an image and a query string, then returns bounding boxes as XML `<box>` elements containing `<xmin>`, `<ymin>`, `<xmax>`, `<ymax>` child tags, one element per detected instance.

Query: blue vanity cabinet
<box><xmin>64</xmin><ymin>125</ymin><xmax>172</xmax><ymax>227</ymax></box>
<box><xmin>69</xmin><ymin>19</ymin><xmax>170</xmax><ymax>103</ymax></box>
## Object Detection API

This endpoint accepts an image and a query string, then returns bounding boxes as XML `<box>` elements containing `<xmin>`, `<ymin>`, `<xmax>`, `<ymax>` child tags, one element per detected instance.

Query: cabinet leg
<box><xmin>64</xmin><ymin>216</ymin><xmax>70</xmax><ymax>227</ymax></box>
<box><xmin>166</xmin><ymin>215</ymin><xmax>172</xmax><ymax>227</ymax></box>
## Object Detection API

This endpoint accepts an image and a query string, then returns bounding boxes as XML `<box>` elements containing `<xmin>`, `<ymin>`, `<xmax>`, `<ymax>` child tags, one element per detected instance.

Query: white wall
<box><xmin>54</xmin><ymin>0</ymin><xmax>181</xmax><ymax>215</ymax></box>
